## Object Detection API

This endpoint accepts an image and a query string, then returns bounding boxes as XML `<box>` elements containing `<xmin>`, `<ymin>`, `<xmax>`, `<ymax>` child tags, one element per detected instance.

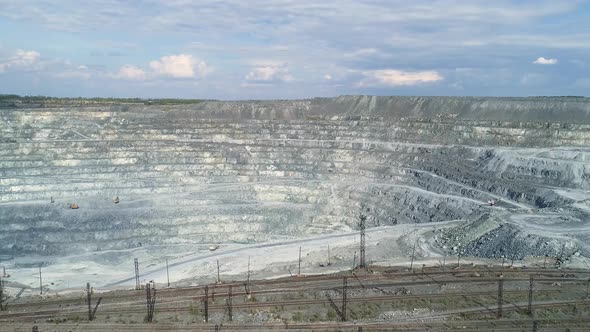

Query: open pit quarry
<box><xmin>1</xmin><ymin>95</ymin><xmax>590</xmax><ymax>295</ymax></box>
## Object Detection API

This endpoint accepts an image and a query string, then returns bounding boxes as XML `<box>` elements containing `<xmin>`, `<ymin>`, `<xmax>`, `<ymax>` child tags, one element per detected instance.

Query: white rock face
<box><xmin>0</xmin><ymin>96</ymin><xmax>589</xmax><ymax>264</ymax></box>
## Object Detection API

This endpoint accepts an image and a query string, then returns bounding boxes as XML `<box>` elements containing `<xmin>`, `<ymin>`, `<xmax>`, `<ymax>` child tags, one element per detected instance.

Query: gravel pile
<box><xmin>437</xmin><ymin>214</ymin><xmax>582</xmax><ymax>263</ymax></box>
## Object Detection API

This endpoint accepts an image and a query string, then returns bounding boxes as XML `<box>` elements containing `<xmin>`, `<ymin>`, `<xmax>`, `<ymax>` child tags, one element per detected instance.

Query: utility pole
<box><xmin>227</xmin><ymin>285</ymin><xmax>233</xmax><ymax>321</ymax></box>
<box><xmin>359</xmin><ymin>214</ymin><xmax>366</xmax><ymax>269</ymax></box>
<box><xmin>497</xmin><ymin>278</ymin><xmax>504</xmax><ymax>318</ymax></box>
<box><xmin>134</xmin><ymin>258</ymin><xmax>140</xmax><ymax>290</ymax></box>
<box><xmin>298</xmin><ymin>247</ymin><xmax>302</xmax><ymax>276</ymax></box>
<box><xmin>353</xmin><ymin>251</ymin><xmax>357</xmax><ymax>269</ymax></box>
<box><xmin>166</xmin><ymin>258</ymin><xmax>170</xmax><ymax>288</ymax></box>
<box><xmin>87</xmin><ymin>283</ymin><xmax>92</xmax><ymax>321</ymax></box>
<box><xmin>327</xmin><ymin>245</ymin><xmax>331</xmax><ymax>266</ymax></box>
<box><xmin>38</xmin><ymin>265</ymin><xmax>42</xmax><ymax>295</ymax></box>
<box><xmin>0</xmin><ymin>276</ymin><xmax>5</xmax><ymax>311</ymax></box>
<box><xmin>246</xmin><ymin>256</ymin><xmax>251</xmax><ymax>294</ymax></box>
<box><xmin>145</xmin><ymin>281</ymin><xmax>156</xmax><ymax>322</ymax></box>
<box><xmin>217</xmin><ymin>260</ymin><xmax>221</xmax><ymax>284</ymax></box>
<box><xmin>145</xmin><ymin>282</ymin><xmax>151</xmax><ymax>319</ymax></box>
<box><xmin>84</xmin><ymin>283</ymin><xmax>102</xmax><ymax>321</ymax></box>
<box><xmin>342</xmin><ymin>277</ymin><xmax>348</xmax><ymax>321</ymax></box>
<box><xmin>204</xmin><ymin>286</ymin><xmax>209</xmax><ymax>322</ymax></box>
<box><xmin>528</xmin><ymin>275</ymin><xmax>534</xmax><ymax>316</ymax></box>
<box><xmin>410</xmin><ymin>241</ymin><xmax>416</xmax><ymax>272</ymax></box>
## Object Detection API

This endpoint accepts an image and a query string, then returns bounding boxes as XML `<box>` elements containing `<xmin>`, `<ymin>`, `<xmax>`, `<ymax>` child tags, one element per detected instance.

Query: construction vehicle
<box><xmin>209</xmin><ymin>244</ymin><xmax>220</xmax><ymax>251</ymax></box>
<box><xmin>69</xmin><ymin>203</ymin><xmax>79</xmax><ymax>209</ymax></box>
<box><xmin>487</xmin><ymin>200</ymin><xmax>496</xmax><ymax>206</ymax></box>
<box><xmin>114</xmin><ymin>196</ymin><xmax>120</xmax><ymax>204</ymax></box>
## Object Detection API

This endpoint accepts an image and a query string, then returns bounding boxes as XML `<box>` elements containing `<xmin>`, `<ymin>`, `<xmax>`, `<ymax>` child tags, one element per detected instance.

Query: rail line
<box><xmin>6</xmin><ymin>267</ymin><xmax>584</xmax><ymax>310</ymax></box>
<box><xmin>7</xmin><ymin>315</ymin><xmax>590</xmax><ymax>331</ymax></box>
<box><xmin>2</xmin><ymin>266</ymin><xmax>588</xmax><ymax>330</ymax></box>
<box><xmin>2</xmin><ymin>287</ymin><xmax>586</xmax><ymax>322</ymax></box>
<box><xmin>3</xmin><ymin>274</ymin><xmax>585</xmax><ymax>316</ymax></box>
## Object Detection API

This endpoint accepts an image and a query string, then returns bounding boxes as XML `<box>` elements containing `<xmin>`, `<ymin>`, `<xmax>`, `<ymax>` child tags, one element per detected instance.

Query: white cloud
<box><xmin>245</xmin><ymin>62</ymin><xmax>293</xmax><ymax>83</ymax></box>
<box><xmin>533</xmin><ymin>57</ymin><xmax>558</xmax><ymax>65</ymax></box>
<box><xmin>0</xmin><ymin>49</ymin><xmax>40</xmax><ymax>72</ymax></box>
<box><xmin>107</xmin><ymin>56</ymin><xmax>210</xmax><ymax>81</ymax></box>
<box><xmin>0</xmin><ymin>1</ymin><xmax>587</xmax><ymax>97</ymax></box>
<box><xmin>358</xmin><ymin>69</ymin><xmax>443</xmax><ymax>87</ymax></box>
<box><xmin>113</xmin><ymin>65</ymin><xmax>147</xmax><ymax>80</ymax></box>
<box><xmin>2</xmin><ymin>1</ymin><xmax>582</xmax><ymax>35</ymax></box>
<box><xmin>344</xmin><ymin>48</ymin><xmax>382</xmax><ymax>58</ymax></box>
<box><xmin>149</xmin><ymin>54</ymin><xmax>210</xmax><ymax>78</ymax></box>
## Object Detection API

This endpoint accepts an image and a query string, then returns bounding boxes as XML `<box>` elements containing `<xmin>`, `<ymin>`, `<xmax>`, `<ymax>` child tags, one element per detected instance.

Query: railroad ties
<box><xmin>2</xmin><ymin>266</ymin><xmax>590</xmax><ymax>330</ymax></box>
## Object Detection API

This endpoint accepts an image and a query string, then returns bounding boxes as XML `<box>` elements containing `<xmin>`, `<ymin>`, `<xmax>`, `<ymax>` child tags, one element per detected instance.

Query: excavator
<box><xmin>69</xmin><ymin>203</ymin><xmax>79</xmax><ymax>209</ymax></box>
<box><xmin>114</xmin><ymin>196</ymin><xmax>120</xmax><ymax>204</ymax></box>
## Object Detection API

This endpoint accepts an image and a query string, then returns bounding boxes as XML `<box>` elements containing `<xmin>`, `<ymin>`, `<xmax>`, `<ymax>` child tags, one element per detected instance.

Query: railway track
<box><xmin>3</xmin><ymin>275</ymin><xmax>584</xmax><ymax>316</ymax></box>
<box><xmin>7</xmin><ymin>316</ymin><xmax>590</xmax><ymax>331</ymax></box>
<box><xmin>1</xmin><ymin>286</ymin><xmax>586</xmax><ymax>322</ymax></box>
<box><xmin>2</xmin><ymin>266</ymin><xmax>588</xmax><ymax>330</ymax></box>
<box><xmin>120</xmin><ymin>266</ymin><xmax>589</xmax><ymax>292</ymax></box>
<box><xmin>6</xmin><ymin>266</ymin><xmax>584</xmax><ymax>310</ymax></box>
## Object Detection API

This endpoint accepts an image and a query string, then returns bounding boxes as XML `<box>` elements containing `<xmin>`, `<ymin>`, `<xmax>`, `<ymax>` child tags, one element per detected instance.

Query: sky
<box><xmin>0</xmin><ymin>0</ymin><xmax>589</xmax><ymax>100</ymax></box>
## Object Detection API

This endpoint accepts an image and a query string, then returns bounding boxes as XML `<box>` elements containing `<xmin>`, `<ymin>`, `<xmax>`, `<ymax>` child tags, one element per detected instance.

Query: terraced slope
<box><xmin>1</xmin><ymin>96</ymin><xmax>589</xmax><ymax>260</ymax></box>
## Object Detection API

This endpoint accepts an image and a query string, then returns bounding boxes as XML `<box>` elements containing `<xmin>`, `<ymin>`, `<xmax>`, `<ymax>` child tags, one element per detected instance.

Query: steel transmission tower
<box><xmin>359</xmin><ymin>213</ymin><xmax>366</xmax><ymax>269</ymax></box>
